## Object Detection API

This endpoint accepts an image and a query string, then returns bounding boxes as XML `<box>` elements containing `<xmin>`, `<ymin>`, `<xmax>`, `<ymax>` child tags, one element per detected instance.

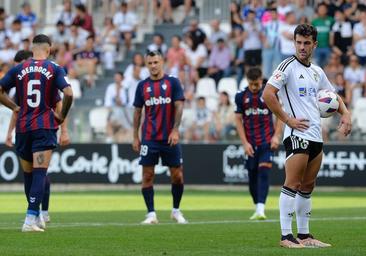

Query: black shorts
<box><xmin>283</xmin><ymin>135</ymin><xmax>323</xmax><ymax>162</ymax></box>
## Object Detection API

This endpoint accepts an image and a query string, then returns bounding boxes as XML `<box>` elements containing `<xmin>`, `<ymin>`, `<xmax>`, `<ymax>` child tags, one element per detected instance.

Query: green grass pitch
<box><xmin>0</xmin><ymin>189</ymin><xmax>365</xmax><ymax>256</ymax></box>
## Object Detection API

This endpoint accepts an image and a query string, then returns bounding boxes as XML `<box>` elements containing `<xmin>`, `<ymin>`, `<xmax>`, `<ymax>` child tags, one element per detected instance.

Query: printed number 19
<box><xmin>27</xmin><ymin>80</ymin><xmax>41</xmax><ymax>108</ymax></box>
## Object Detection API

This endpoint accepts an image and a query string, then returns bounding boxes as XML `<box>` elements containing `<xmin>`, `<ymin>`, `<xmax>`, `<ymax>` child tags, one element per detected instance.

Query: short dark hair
<box><xmin>75</xmin><ymin>4</ymin><xmax>86</xmax><ymax>13</ymax></box>
<box><xmin>246</xmin><ymin>67</ymin><xmax>262</xmax><ymax>81</ymax></box>
<box><xmin>294</xmin><ymin>24</ymin><xmax>317</xmax><ymax>42</ymax></box>
<box><xmin>145</xmin><ymin>49</ymin><xmax>163</xmax><ymax>57</ymax></box>
<box><xmin>32</xmin><ymin>34</ymin><xmax>52</xmax><ymax>46</ymax></box>
<box><xmin>14</xmin><ymin>50</ymin><xmax>33</xmax><ymax>63</ymax></box>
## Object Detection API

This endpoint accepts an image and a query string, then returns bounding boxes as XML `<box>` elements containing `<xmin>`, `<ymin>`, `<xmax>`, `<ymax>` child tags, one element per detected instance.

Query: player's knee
<box><xmin>170</xmin><ymin>168</ymin><xmax>183</xmax><ymax>184</ymax></box>
<box><xmin>300</xmin><ymin>180</ymin><xmax>315</xmax><ymax>192</ymax></box>
<box><xmin>142</xmin><ymin>171</ymin><xmax>154</xmax><ymax>183</ymax></box>
<box><xmin>284</xmin><ymin>181</ymin><xmax>301</xmax><ymax>191</ymax></box>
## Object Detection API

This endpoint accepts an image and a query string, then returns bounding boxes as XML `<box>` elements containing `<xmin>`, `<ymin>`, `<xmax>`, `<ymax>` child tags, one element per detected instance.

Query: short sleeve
<box><xmin>0</xmin><ymin>67</ymin><xmax>16</xmax><ymax>91</ymax></box>
<box><xmin>171</xmin><ymin>77</ymin><xmax>185</xmax><ymax>102</ymax></box>
<box><xmin>133</xmin><ymin>81</ymin><xmax>144</xmax><ymax>108</ymax></box>
<box><xmin>55</xmin><ymin>66</ymin><xmax>70</xmax><ymax>91</ymax></box>
<box><xmin>234</xmin><ymin>92</ymin><xmax>243</xmax><ymax>114</ymax></box>
<box><xmin>267</xmin><ymin>64</ymin><xmax>289</xmax><ymax>90</ymax></box>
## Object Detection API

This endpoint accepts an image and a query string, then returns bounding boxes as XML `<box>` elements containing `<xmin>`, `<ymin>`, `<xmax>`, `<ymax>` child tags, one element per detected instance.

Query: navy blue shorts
<box><xmin>139</xmin><ymin>140</ymin><xmax>183</xmax><ymax>167</ymax></box>
<box><xmin>245</xmin><ymin>144</ymin><xmax>273</xmax><ymax>170</ymax></box>
<box><xmin>15</xmin><ymin>129</ymin><xmax>58</xmax><ymax>162</ymax></box>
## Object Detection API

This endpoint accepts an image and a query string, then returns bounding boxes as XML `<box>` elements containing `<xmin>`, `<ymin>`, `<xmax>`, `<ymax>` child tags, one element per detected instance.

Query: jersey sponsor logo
<box><xmin>299</xmin><ymin>87</ymin><xmax>306</xmax><ymax>97</ymax></box>
<box><xmin>245</xmin><ymin>107</ymin><xmax>270</xmax><ymax>116</ymax></box>
<box><xmin>145</xmin><ymin>96</ymin><xmax>172</xmax><ymax>106</ymax></box>
<box><xmin>17</xmin><ymin>66</ymin><xmax>53</xmax><ymax>80</ymax></box>
<box><xmin>298</xmin><ymin>87</ymin><xmax>316</xmax><ymax>97</ymax></box>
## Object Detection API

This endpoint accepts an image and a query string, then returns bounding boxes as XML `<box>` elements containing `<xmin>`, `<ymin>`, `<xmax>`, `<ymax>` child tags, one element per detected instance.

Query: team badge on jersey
<box><xmin>162</xmin><ymin>83</ymin><xmax>167</xmax><ymax>90</ymax></box>
<box><xmin>146</xmin><ymin>87</ymin><xmax>151</xmax><ymax>92</ymax></box>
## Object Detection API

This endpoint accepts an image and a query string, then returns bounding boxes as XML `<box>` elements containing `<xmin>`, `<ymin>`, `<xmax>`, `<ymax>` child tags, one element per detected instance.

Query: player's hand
<box><xmin>13</xmin><ymin>106</ymin><xmax>20</xmax><ymax>114</ymax></box>
<box><xmin>54</xmin><ymin>112</ymin><xmax>65</xmax><ymax>124</ymax></box>
<box><xmin>270</xmin><ymin>135</ymin><xmax>280</xmax><ymax>150</ymax></box>
<box><xmin>132</xmin><ymin>137</ymin><xmax>141</xmax><ymax>152</ymax></box>
<box><xmin>286</xmin><ymin>117</ymin><xmax>310</xmax><ymax>132</ymax></box>
<box><xmin>338</xmin><ymin>112</ymin><xmax>352</xmax><ymax>136</ymax></box>
<box><xmin>243</xmin><ymin>142</ymin><xmax>254</xmax><ymax>157</ymax></box>
<box><xmin>59</xmin><ymin>131</ymin><xmax>70</xmax><ymax>146</ymax></box>
<box><xmin>5</xmin><ymin>133</ymin><xmax>13</xmax><ymax>148</ymax></box>
<box><xmin>168</xmin><ymin>129</ymin><xmax>179</xmax><ymax>146</ymax></box>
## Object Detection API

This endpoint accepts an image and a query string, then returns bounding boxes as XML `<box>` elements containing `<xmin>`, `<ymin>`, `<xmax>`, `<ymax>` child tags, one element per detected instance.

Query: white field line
<box><xmin>0</xmin><ymin>216</ymin><xmax>366</xmax><ymax>230</ymax></box>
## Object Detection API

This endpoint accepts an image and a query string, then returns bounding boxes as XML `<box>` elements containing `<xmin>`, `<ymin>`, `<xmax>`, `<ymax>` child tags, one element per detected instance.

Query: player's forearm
<box><xmin>173</xmin><ymin>101</ymin><xmax>184</xmax><ymax>130</ymax></box>
<box><xmin>263</xmin><ymin>88</ymin><xmax>290</xmax><ymax>124</ymax></box>
<box><xmin>133</xmin><ymin>108</ymin><xmax>142</xmax><ymax>139</ymax></box>
<box><xmin>0</xmin><ymin>88</ymin><xmax>19</xmax><ymax>111</ymax></box>
<box><xmin>7</xmin><ymin>111</ymin><xmax>17</xmax><ymax>136</ymax></box>
<box><xmin>274</xmin><ymin>118</ymin><xmax>284</xmax><ymax>138</ymax></box>
<box><xmin>60</xmin><ymin>117</ymin><xmax>68</xmax><ymax>133</ymax></box>
<box><xmin>336</xmin><ymin>95</ymin><xmax>350</xmax><ymax>116</ymax></box>
<box><xmin>235</xmin><ymin>114</ymin><xmax>249</xmax><ymax>145</ymax></box>
<box><xmin>60</xmin><ymin>94</ymin><xmax>73</xmax><ymax>119</ymax></box>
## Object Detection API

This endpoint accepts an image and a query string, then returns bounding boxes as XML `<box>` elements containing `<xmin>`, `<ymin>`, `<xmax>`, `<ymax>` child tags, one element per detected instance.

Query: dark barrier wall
<box><xmin>0</xmin><ymin>144</ymin><xmax>365</xmax><ymax>186</ymax></box>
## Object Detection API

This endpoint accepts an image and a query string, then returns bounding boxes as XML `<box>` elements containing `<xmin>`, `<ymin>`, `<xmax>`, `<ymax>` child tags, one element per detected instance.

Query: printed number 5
<box><xmin>140</xmin><ymin>145</ymin><xmax>148</xmax><ymax>156</ymax></box>
<box><xmin>27</xmin><ymin>80</ymin><xmax>41</xmax><ymax>108</ymax></box>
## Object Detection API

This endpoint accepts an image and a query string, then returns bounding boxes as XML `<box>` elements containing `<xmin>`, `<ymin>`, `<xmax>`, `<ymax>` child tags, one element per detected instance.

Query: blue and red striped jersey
<box><xmin>133</xmin><ymin>74</ymin><xmax>185</xmax><ymax>141</ymax></box>
<box><xmin>235</xmin><ymin>88</ymin><xmax>274</xmax><ymax>146</ymax></box>
<box><xmin>0</xmin><ymin>59</ymin><xmax>70</xmax><ymax>133</ymax></box>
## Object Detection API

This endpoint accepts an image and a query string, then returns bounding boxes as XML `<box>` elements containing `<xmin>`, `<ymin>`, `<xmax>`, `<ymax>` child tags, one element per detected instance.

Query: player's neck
<box><xmin>150</xmin><ymin>73</ymin><xmax>164</xmax><ymax>81</ymax></box>
<box><xmin>295</xmin><ymin>54</ymin><xmax>311</xmax><ymax>66</ymax></box>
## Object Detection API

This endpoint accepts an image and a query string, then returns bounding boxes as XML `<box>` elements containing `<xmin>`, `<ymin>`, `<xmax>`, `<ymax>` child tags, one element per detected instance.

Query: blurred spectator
<box><xmin>230</xmin><ymin>1</ymin><xmax>243</xmax><ymax>39</ymax></box>
<box><xmin>15</xmin><ymin>2</ymin><xmax>36</xmax><ymax>30</ymax></box>
<box><xmin>207</xmin><ymin>38</ymin><xmax>232</xmax><ymax>84</ymax></box>
<box><xmin>260</xmin><ymin>0</ymin><xmax>276</xmax><ymax>25</ymax></box>
<box><xmin>293</xmin><ymin>0</ymin><xmax>314</xmax><ymax>23</ymax></box>
<box><xmin>324</xmin><ymin>53</ymin><xmax>344</xmax><ymax>84</ymax></box>
<box><xmin>278</xmin><ymin>11</ymin><xmax>297</xmax><ymax>60</ymax></box>
<box><xmin>330</xmin><ymin>8</ymin><xmax>353</xmax><ymax>63</ymax></box>
<box><xmin>311</xmin><ymin>2</ymin><xmax>334</xmax><ymax>68</ymax></box>
<box><xmin>166</xmin><ymin>35</ymin><xmax>186</xmax><ymax>77</ymax></box>
<box><xmin>124</xmin><ymin>64</ymin><xmax>141</xmax><ymax>107</ymax></box>
<box><xmin>147</xmin><ymin>33</ymin><xmax>168</xmax><ymax>57</ymax></box>
<box><xmin>242</xmin><ymin>9</ymin><xmax>263</xmax><ymax>67</ymax></box>
<box><xmin>233</xmin><ymin>36</ymin><xmax>245</xmax><ymax>84</ymax></box>
<box><xmin>0</xmin><ymin>7</ymin><xmax>14</xmax><ymax>29</ymax></box>
<box><xmin>55</xmin><ymin>0</ymin><xmax>75</xmax><ymax>27</ymax></box>
<box><xmin>0</xmin><ymin>37</ymin><xmax>16</xmax><ymax>63</ymax></box>
<box><xmin>104</xmin><ymin>71</ymin><xmax>132</xmax><ymax>143</ymax></box>
<box><xmin>344</xmin><ymin>55</ymin><xmax>365</xmax><ymax>108</ymax></box>
<box><xmin>7</xmin><ymin>19</ymin><xmax>32</xmax><ymax>49</ymax></box>
<box><xmin>333</xmin><ymin>72</ymin><xmax>348</xmax><ymax>105</ymax></box>
<box><xmin>183</xmin><ymin>19</ymin><xmax>206</xmax><ymax>46</ymax></box>
<box><xmin>127</xmin><ymin>0</ymin><xmax>149</xmax><ymax>23</ymax></box>
<box><xmin>67</xmin><ymin>67</ymin><xmax>82</xmax><ymax>99</ymax></box>
<box><xmin>212</xmin><ymin>91</ymin><xmax>235</xmax><ymax>140</ymax></box>
<box><xmin>20</xmin><ymin>38</ymin><xmax>30</xmax><ymax>51</ymax></box>
<box><xmin>277</xmin><ymin>0</ymin><xmax>293</xmax><ymax>22</ymax></box>
<box><xmin>68</xmin><ymin>23</ymin><xmax>89</xmax><ymax>51</ymax></box>
<box><xmin>113</xmin><ymin>1</ymin><xmax>138</xmax><ymax>51</ymax></box>
<box><xmin>241</xmin><ymin>0</ymin><xmax>265</xmax><ymax>21</ymax></box>
<box><xmin>0</xmin><ymin>19</ymin><xmax>7</xmax><ymax>49</ymax></box>
<box><xmin>123</xmin><ymin>52</ymin><xmax>149</xmax><ymax>81</ymax></box>
<box><xmin>97</xmin><ymin>17</ymin><xmax>118</xmax><ymax>70</ymax></box>
<box><xmin>262</xmin><ymin>7</ymin><xmax>281</xmax><ymax>79</ymax></box>
<box><xmin>153</xmin><ymin>0</ymin><xmax>193</xmax><ymax>24</ymax></box>
<box><xmin>208</xmin><ymin>19</ymin><xmax>227</xmax><ymax>45</ymax></box>
<box><xmin>184</xmin><ymin>34</ymin><xmax>208</xmax><ymax>82</ymax></box>
<box><xmin>51</xmin><ymin>20</ymin><xmax>71</xmax><ymax>49</ymax></box>
<box><xmin>73</xmin><ymin>4</ymin><xmax>94</xmax><ymax>36</ymax></box>
<box><xmin>184</xmin><ymin>96</ymin><xmax>211</xmax><ymax>142</ymax></box>
<box><xmin>353</xmin><ymin>7</ymin><xmax>366</xmax><ymax>66</ymax></box>
<box><xmin>74</xmin><ymin>35</ymin><xmax>100</xmax><ymax>87</ymax></box>
<box><xmin>55</xmin><ymin>42</ymin><xmax>73</xmax><ymax>71</ymax></box>
<box><xmin>342</xmin><ymin>0</ymin><xmax>365</xmax><ymax>24</ymax></box>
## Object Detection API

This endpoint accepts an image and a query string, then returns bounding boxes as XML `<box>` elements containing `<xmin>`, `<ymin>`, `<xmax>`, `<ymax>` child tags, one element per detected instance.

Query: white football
<box><xmin>317</xmin><ymin>89</ymin><xmax>339</xmax><ymax>118</ymax></box>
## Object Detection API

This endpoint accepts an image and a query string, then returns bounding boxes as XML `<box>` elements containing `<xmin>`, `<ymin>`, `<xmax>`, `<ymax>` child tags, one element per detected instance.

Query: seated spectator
<box><xmin>153</xmin><ymin>0</ymin><xmax>193</xmax><ymax>24</ymax></box>
<box><xmin>73</xmin><ymin>4</ymin><xmax>94</xmax><ymax>36</ymax></box>
<box><xmin>183</xmin><ymin>19</ymin><xmax>206</xmax><ymax>46</ymax></box>
<box><xmin>97</xmin><ymin>17</ymin><xmax>118</xmax><ymax>70</ymax></box>
<box><xmin>0</xmin><ymin>37</ymin><xmax>16</xmax><ymax>64</ymax></box>
<box><xmin>323</xmin><ymin>53</ymin><xmax>344</xmax><ymax>84</ymax></box>
<box><xmin>343</xmin><ymin>55</ymin><xmax>365</xmax><ymax>108</ymax></box>
<box><xmin>104</xmin><ymin>71</ymin><xmax>132</xmax><ymax>143</ymax></box>
<box><xmin>113</xmin><ymin>2</ymin><xmax>138</xmax><ymax>51</ymax></box>
<box><xmin>55</xmin><ymin>0</ymin><xmax>75</xmax><ymax>27</ymax></box>
<box><xmin>74</xmin><ymin>35</ymin><xmax>100</xmax><ymax>87</ymax></box>
<box><xmin>183</xmin><ymin>34</ymin><xmax>208</xmax><ymax>83</ymax></box>
<box><xmin>147</xmin><ymin>33</ymin><xmax>168</xmax><ymax>57</ymax></box>
<box><xmin>20</xmin><ymin>38</ymin><xmax>30</xmax><ymax>51</ymax></box>
<box><xmin>0</xmin><ymin>7</ymin><xmax>14</xmax><ymax>29</ymax></box>
<box><xmin>207</xmin><ymin>38</ymin><xmax>232</xmax><ymax>84</ymax></box>
<box><xmin>123</xmin><ymin>52</ymin><xmax>149</xmax><ymax>81</ymax></box>
<box><xmin>51</xmin><ymin>20</ymin><xmax>71</xmax><ymax>50</ymax></box>
<box><xmin>15</xmin><ymin>2</ymin><xmax>36</xmax><ymax>30</ymax></box>
<box><xmin>212</xmin><ymin>91</ymin><xmax>235</xmax><ymax>140</ymax></box>
<box><xmin>208</xmin><ymin>19</ymin><xmax>228</xmax><ymax>46</ymax></box>
<box><xmin>68</xmin><ymin>23</ymin><xmax>89</xmax><ymax>51</ymax></box>
<box><xmin>7</xmin><ymin>19</ymin><xmax>33</xmax><ymax>49</ymax></box>
<box><xmin>166</xmin><ymin>35</ymin><xmax>186</xmax><ymax>77</ymax></box>
<box><xmin>66</xmin><ymin>67</ymin><xmax>82</xmax><ymax>99</ymax></box>
<box><xmin>241</xmin><ymin>0</ymin><xmax>266</xmax><ymax>21</ymax></box>
<box><xmin>55</xmin><ymin>42</ymin><xmax>73</xmax><ymax>72</ymax></box>
<box><xmin>333</xmin><ymin>72</ymin><xmax>348</xmax><ymax>106</ymax></box>
<box><xmin>124</xmin><ymin>64</ymin><xmax>142</xmax><ymax>107</ymax></box>
<box><xmin>293</xmin><ymin>0</ymin><xmax>314</xmax><ymax>23</ymax></box>
<box><xmin>184</xmin><ymin>96</ymin><xmax>212</xmax><ymax>142</ymax></box>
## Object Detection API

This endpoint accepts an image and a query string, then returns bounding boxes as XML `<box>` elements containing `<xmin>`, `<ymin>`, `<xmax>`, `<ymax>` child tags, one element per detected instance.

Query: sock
<box><xmin>247</xmin><ymin>168</ymin><xmax>258</xmax><ymax>204</ymax></box>
<box><xmin>257</xmin><ymin>166</ymin><xmax>270</xmax><ymax>206</ymax></box>
<box><xmin>25</xmin><ymin>214</ymin><xmax>36</xmax><ymax>225</ymax></box>
<box><xmin>42</xmin><ymin>175</ymin><xmax>51</xmax><ymax>211</ymax></box>
<box><xmin>27</xmin><ymin>168</ymin><xmax>47</xmax><ymax>216</ymax></box>
<box><xmin>142</xmin><ymin>186</ymin><xmax>155</xmax><ymax>213</ymax></box>
<box><xmin>279</xmin><ymin>186</ymin><xmax>296</xmax><ymax>236</ymax></box>
<box><xmin>295</xmin><ymin>191</ymin><xmax>312</xmax><ymax>235</ymax></box>
<box><xmin>171</xmin><ymin>183</ymin><xmax>184</xmax><ymax>209</ymax></box>
<box><xmin>256</xmin><ymin>203</ymin><xmax>265</xmax><ymax>215</ymax></box>
<box><xmin>23</xmin><ymin>172</ymin><xmax>33</xmax><ymax>202</ymax></box>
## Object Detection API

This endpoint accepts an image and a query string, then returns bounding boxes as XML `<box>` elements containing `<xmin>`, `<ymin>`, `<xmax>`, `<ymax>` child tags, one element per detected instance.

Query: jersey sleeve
<box><xmin>133</xmin><ymin>82</ymin><xmax>144</xmax><ymax>108</ymax></box>
<box><xmin>171</xmin><ymin>77</ymin><xmax>185</xmax><ymax>101</ymax></box>
<box><xmin>234</xmin><ymin>92</ymin><xmax>243</xmax><ymax>114</ymax></box>
<box><xmin>267</xmin><ymin>64</ymin><xmax>290</xmax><ymax>90</ymax></box>
<box><xmin>319</xmin><ymin>69</ymin><xmax>335</xmax><ymax>92</ymax></box>
<box><xmin>0</xmin><ymin>67</ymin><xmax>16</xmax><ymax>91</ymax></box>
<box><xmin>55</xmin><ymin>66</ymin><xmax>71</xmax><ymax>91</ymax></box>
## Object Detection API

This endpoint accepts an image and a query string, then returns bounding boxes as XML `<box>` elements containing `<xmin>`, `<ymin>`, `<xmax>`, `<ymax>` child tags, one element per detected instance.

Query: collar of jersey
<box><xmin>293</xmin><ymin>55</ymin><xmax>311</xmax><ymax>68</ymax></box>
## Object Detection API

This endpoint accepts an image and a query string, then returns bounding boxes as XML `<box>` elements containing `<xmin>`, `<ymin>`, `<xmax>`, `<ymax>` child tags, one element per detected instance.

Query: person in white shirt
<box><xmin>113</xmin><ymin>2</ymin><xmax>138</xmax><ymax>51</ymax></box>
<box><xmin>278</xmin><ymin>11</ymin><xmax>298</xmax><ymax>60</ymax></box>
<box><xmin>353</xmin><ymin>8</ymin><xmax>366</xmax><ymax>65</ymax></box>
<box><xmin>263</xmin><ymin>24</ymin><xmax>351</xmax><ymax>249</ymax></box>
<box><xmin>343</xmin><ymin>55</ymin><xmax>365</xmax><ymax>107</ymax></box>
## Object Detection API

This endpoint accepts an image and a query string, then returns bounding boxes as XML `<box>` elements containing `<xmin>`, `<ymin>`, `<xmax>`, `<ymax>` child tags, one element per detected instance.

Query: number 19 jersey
<box><xmin>0</xmin><ymin>59</ymin><xmax>70</xmax><ymax>133</ymax></box>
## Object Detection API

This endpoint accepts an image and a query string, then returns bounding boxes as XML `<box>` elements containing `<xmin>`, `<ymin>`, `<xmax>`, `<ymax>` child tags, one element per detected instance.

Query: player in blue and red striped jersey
<box><xmin>235</xmin><ymin>67</ymin><xmax>283</xmax><ymax>220</ymax></box>
<box><xmin>133</xmin><ymin>50</ymin><xmax>187</xmax><ymax>224</ymax></box>
<box><xmin>0</xmin><ymin>34</ymin><xmax>73</xmax><ymax>232</ymax></box>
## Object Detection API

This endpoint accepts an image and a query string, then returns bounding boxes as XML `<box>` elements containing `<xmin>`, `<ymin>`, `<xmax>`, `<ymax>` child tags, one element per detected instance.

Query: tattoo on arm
<box><xmin>133</xmin><ymin>108</ymin><xmax>142</xmax><ymax>138</ymax></box>
<box><xmin>173</xmin><ymin>101</ymin><xmax>184</xmax><ymax>130</ymax></box>
<box><xmin>36</xmin><ymin>153</ymin><xmax>45</xmax><ymax>165</ymax></box>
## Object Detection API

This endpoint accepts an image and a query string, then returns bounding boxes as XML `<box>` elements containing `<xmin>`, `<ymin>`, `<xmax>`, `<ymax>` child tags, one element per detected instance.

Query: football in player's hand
<box><xmin>317</xmin><ymin>89</ymin><xmax>339</xmax><ymax>118</ymax></box>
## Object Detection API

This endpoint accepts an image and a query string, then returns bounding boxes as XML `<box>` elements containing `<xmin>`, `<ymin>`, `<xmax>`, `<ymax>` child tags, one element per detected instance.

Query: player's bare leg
<box><xmin>170</xmin><ymin>166</ymin><xmax>187</xmax><ymax>224</ymax></box>
<box><xmin>296</xmin><ymin>152</ymin><xmax>331</xmax><ymax>248</ymax></box>
<box><xmin>279</xmin><ymin>154</ymin><xmax>308</xmax><ymax>248</ymax></box>
<box><xmin>141</xmin><ymin>166</ymin><xmax>158</xmax><ymax>224</ymax></box>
